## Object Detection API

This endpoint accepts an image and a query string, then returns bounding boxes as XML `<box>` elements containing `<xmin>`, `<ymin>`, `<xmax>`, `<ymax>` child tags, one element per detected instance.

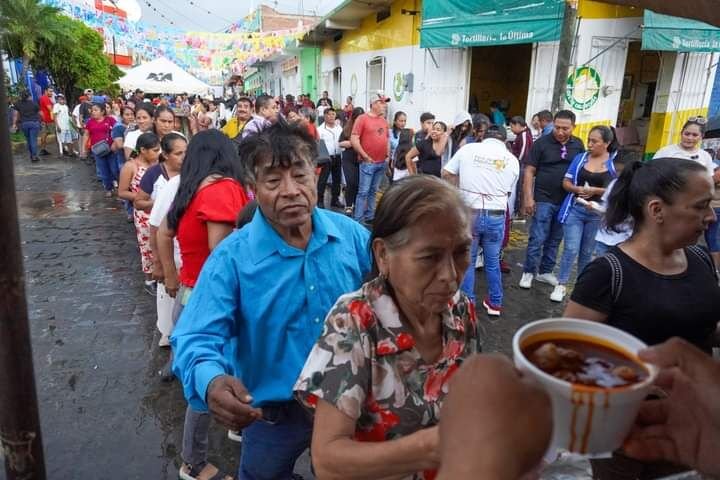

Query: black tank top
<box><xmin>578</xmin><ymin>167</ymin><xmax>612</xmax><ymax>202</ymax></box>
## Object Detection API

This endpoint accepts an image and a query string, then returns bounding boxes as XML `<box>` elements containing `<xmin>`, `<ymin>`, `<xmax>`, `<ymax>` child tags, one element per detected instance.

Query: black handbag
<box><xmin>316</xmin><ymin>139</ymin><xmax>331</xmax><ymax>166</ymax></box>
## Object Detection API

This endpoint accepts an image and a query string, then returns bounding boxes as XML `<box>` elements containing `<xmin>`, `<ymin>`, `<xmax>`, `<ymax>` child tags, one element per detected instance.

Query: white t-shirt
<box><xmin>318</xmin><ymin>122</ymin><xmax>343</xmax><ymax>155</ymax></box>
<box><xmin>149</xmin><ymin>175</ymin><xmax>181</xmax><ymax>267</ymax></box>
<box><xmin>52</xmin><ymin>103</ymin><xmax>70</xmax><ymax>130</ymax></box>
<box><xmin>443</xmin><ymin>138</ymin><xmax>520</xmax><ymax>211</ymax></box>
<box><xmin>124</xmin><ymin>129</ymin><xmax>144</xmax><ymax>152</ymax></box>
<box><xmin>653</xmin><ymin>144</ymin><xmax>714</xmax><ymax>177</ymax></box>
<box><xmin>595</xmin><ymin>179</ymin><xmax>633</xmax><ymax>246</ymax></box>
<box><xmin>72</xmin><ymin>104</ymin><xmax>82</xmax><ymax>128</ymax></box>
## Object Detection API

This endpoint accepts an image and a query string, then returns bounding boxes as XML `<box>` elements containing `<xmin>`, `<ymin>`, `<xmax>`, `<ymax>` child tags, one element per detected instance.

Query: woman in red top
<box><xmin>157</xmin><ymin>128</ymin><xmax>248</xmax><ymax>480</ymax></box>
<box><xmin>84</xmin><ymin>103</ymin><xmax>118</xmax><ymax>196</ymax></box>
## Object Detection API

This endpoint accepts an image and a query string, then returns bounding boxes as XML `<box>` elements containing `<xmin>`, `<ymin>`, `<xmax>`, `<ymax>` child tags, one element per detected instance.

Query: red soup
<box><xmin>522</xmin><ymin>339</ymin><xmax>648</xmax><ymax>388</ymax></box>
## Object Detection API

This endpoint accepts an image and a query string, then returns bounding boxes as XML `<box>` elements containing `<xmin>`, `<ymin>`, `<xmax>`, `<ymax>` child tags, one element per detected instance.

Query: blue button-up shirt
<box><xmin>172</xmin><ymin>207</ymin><xmax>371</xmax><ymax>411</ymax></box>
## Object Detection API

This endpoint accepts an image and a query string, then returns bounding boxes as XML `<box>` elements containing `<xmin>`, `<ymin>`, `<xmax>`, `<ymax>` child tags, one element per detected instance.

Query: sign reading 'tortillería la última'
<box><xmin>420</xmin><ymin>0</ymin><xmax>566</xmax><ymax>49</ymax></box>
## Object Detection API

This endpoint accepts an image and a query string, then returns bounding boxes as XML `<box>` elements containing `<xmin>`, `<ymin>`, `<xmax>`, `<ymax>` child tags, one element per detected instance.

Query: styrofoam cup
<box><xmin>513</xmin><ymin>318</ymin><xmax>659</xmax><ymax>455</ymax></box>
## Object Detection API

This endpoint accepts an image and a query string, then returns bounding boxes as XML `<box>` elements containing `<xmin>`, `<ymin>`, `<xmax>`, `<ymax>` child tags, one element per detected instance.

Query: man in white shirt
<box><xmin>317</xmin><ymin>108</ymin><xmax>344</xmax><ymax>208</ymax></box>
<box><xmin>443</xmin><ymin>125</ymin><xmax>519</xmax><ymax>317</ymax></box>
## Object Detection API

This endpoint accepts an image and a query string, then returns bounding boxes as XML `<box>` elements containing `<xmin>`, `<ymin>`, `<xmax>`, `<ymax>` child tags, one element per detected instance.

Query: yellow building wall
<box><xmin>577</xmin><ymin>0</ymin><xmax>641</xmax><ymax>19</ymax></box>
<box><xmin>574</xmin><ymin>119</ymin><xmax>613</xmax><ymax>145</ymax></box>
<box><xmin>323</xmin><ymin>0</ymin><xmax>420</xmax><ymax>55</ymax></box>
<box><xmin>645</xmin><ymin>108</ymin><xmax>709</xmax><ymax>156</ymax></box>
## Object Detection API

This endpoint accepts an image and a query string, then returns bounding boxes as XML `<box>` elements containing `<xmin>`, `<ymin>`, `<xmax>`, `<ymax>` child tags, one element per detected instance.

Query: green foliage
<box><xmin>0</xmin><ymin>0</ymin><xmax>121</xmax><ymax>100</ymax></box>
<box><xmin>0</xmin><ymin>0</ymin><xmax>63</xmax><ymax>69</ymax></box>
<box><xmin>35</xmin><ymin>15</ymin><xmax>122</xmax><ymax>99</ymax></box>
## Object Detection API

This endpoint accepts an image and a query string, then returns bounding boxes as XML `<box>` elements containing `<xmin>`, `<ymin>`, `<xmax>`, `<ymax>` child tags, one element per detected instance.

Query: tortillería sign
<box><xmin>420</xmin><ymin>0</ymin><xmax>565</xmax><ymax>49</ymax></box>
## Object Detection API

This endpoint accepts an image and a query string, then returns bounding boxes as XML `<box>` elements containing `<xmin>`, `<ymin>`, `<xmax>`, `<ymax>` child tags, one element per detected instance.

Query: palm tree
<box><xmin>0</xmin><ymin>0</ymin><xmax>64</xmax><ymax>84</ymax></box>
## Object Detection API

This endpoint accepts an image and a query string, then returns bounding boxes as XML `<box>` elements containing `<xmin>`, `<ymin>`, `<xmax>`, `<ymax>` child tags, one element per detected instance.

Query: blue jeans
<box><xmin>460</xmin><ymin>211</ymin><xmax>506</xmax><ymax>305</ymax></box>
<box><xmin>523</xmin><ymin>202</ymin><xmax>564</xmax><ymax>275</ymax></box>
<box><xmin>238</xmin><ymin>401</ymin><xmax>313</xmax><ymax>480</ymax></box>
<box><xmin>115</xmin><ymin>152</ymin><xmax>132</xmax><ymax>215</ymax></box>
<box><xmin>94</xmin><ymin>152</ymin><xmax>119</xmax><ymax>191</ymax></box>
<box><xmin>704</xmin><ymin>208</ymin><xmax>720</xmax><ymax>252</ymax></box>
<box><xmin>354</xmin><ymin>161</ymin><xmax>386</xmax><ymax>222</ymax></box>
<box><xmin>594</xmin><ymin>241</ymin><xmax>612</xmax><ymax>257</ymax></box>
<box><xmin>21</xmin><ymin>121</ymin><xmax>41</xmax><ymax>157</ymax></box>
<box><xmin>558</xmin><ymin>204</ymin><xmax>601</xmax><ymax>284</ymax></box>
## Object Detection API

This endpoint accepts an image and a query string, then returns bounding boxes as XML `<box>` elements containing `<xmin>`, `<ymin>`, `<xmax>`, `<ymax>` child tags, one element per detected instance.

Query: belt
<box><xmin>471</xmin><ymin>208</ymin><xmax>506</xmax><ymax>216</ymax></box>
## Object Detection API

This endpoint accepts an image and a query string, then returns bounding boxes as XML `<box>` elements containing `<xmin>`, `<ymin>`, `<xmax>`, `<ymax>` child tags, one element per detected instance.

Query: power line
<box><xmin>146</xmin><ymin>0</ymin><xmax>216</xmax><ymax>31</ymax></box>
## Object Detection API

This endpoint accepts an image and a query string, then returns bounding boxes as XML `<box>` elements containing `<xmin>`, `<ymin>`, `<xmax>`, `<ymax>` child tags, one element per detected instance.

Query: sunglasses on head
<box><xmin>688</xmin><ymin>116</ymin><xmax>707</xmax><ymax>125</ymax></box>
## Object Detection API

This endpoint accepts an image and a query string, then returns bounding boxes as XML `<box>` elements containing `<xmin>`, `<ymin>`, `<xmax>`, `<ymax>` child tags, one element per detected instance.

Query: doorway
<box><xmin>468</xmin><ymin>44</ymin><xmax>533</xmax><ymax>119</ymax></box>
<box><xmin>616</xmin><ymin>41</ymin><xmax>660</xmax><ymax>148</ymax></box>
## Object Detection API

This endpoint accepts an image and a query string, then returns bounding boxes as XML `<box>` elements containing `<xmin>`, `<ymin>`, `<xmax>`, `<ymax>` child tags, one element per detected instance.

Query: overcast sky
<box><xmin>139</xmin><ymin>0</ymin><xmax>342</xmax><ymax>32</ymax></box>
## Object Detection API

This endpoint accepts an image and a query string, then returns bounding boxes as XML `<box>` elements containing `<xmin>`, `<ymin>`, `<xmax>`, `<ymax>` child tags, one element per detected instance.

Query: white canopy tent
<box><xmin>117</xmin><ymin>57</ymin><xmax>211</xmax><ymax>95</ymax></box>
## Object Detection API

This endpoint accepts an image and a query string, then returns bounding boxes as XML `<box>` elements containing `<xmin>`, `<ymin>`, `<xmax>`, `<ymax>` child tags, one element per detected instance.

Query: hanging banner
<box><xmin>42</xmin><ymin>0</ymin><xmax>309</xmax><ymax>84</ymax></box>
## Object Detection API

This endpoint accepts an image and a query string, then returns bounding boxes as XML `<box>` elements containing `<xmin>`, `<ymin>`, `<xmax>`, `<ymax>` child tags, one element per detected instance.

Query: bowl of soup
<box><xmin>513</xmin><ymin>318</ymin><xmax>659</xmax><ymax>455</ymax></box>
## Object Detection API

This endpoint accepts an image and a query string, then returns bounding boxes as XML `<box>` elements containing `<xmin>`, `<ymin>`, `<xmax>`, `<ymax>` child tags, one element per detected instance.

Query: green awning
<box><xmin>420</xmin><ymin>0</ymin><xmax>566</xmax><ymax>49</ymax></box>
<box><xmin>642</xmin><ymin>10</ymin><xmax>720</xmax><ymax>52</ymax></box>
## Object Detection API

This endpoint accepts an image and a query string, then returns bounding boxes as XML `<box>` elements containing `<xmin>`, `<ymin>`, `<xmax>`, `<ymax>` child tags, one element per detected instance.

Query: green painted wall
<box><xmin>300</xmin><ymin>47</ymin><xmax>320</xmax><ymax>98</ymax></box>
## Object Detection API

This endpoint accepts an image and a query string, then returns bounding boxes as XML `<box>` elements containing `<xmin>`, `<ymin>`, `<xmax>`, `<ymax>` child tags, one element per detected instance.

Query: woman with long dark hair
<box><xmin>388</xmin><ymin>111</ymin><xmax>413</xmax><ymax>182</ymax></box>
<box><xmin>118</xmin><ymin>132</ymin><xmax>161</xmax><ymax>293</ymax></box>
<box><xmin>565</xmin><ymin>157</ymin><xmax>720</xmax><ymax>478</ymax></box>
<box><xmin>157</xmin><ymin>129</ymin><xmax>248</xmax><ymax>480</ymax></box>
<box><xmin>551</xmin><ymin>125</ymin><xmax>619</xmax><ymax>302</ymax></box>
<box><xmin>405</xmin><ymin>121</ymin><xmax>449</xmax><ymax>177</ymax></box>
<box><xmin>340</xmin><ymin>106</ymin><xmax>365</xmax><ymax>215</ymax></box>
<box><xmin>112</xmin><ymin>105</ymin><xmax>136</xmax><ymax>221</ymax></box>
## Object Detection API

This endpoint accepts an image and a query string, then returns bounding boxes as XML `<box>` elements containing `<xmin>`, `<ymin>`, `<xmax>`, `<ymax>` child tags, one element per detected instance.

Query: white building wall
<box><xmin>566</xmin><ymin>17</ymin><xmax>642</xmax><ymax>130</ymax></box>
<box><xmin>318</xmin><ymin>44</ymin><xmax>469</xmax><ymax>130</ymax></box>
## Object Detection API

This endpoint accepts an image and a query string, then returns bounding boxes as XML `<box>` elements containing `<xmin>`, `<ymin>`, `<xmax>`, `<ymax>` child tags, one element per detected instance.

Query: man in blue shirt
<box><xmin>537</xmin><ymin>109</ymin><xmax>554</xmax><ymax>137</ymax></box>
<box><xmin>172</xmin><ymin>122</ymin><xmax>371</xmax><ymax>480</ymax></box>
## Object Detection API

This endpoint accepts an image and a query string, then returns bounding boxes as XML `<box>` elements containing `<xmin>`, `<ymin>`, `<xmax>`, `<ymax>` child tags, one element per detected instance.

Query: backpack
<box><xmin>393</xmin><ymin>128</ymin><xmax>414</xmax><ymax>170</ymax></box>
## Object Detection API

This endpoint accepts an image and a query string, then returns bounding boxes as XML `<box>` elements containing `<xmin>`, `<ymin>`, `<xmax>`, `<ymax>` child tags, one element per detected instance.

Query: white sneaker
<box><xmin>519</xmin><ymin>272</ymin><xmax>533</xmax><ymax>289</ymax></box>
<box><xmin>228</xmin><ymin>430</ymin><xmax>242</xmax><ymax>442</ymax></box>
<box><xmin>158</xmin><ymin>334</ymin><xmax>170</xmax><ymax>347</ymax></box>
<box><xmin>536</xmin><ymin>273</ymin><xmax>559</xmax><ymax>286</ymax></box>
<box><xmin>550</xmin><ymin>285</ymin><xmax>567</xmax><ymax>302</ymax></box>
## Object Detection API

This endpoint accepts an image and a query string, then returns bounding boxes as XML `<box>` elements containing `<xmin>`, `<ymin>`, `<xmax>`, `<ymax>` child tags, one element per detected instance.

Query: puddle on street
<box><xmin>16</xmin><ymin>191</ymin><xmax>120</xmax><ymax>219</ymax></box>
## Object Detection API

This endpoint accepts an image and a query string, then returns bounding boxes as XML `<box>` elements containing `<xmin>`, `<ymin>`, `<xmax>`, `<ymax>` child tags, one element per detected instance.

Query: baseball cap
<box><xmin>56</xmin><ymin>93</ymin><xmax>65</xmax><ymax>98</ymax></box>
<box><xmin>371</xmin><ymin>90</ymin><xmax>391</xmax><ymax>103</ymax></box>
<box><xmin>84</xmin><ymin>88</ymin><xmax>94</xmax><ymax>95</ymax></box>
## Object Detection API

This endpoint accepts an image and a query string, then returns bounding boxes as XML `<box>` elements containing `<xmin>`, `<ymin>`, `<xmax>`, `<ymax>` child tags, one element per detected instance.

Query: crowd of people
<box><xmin>10</xmin><ymin>82</ymin><xmax>720</xmax><ymax>479</ymax></box>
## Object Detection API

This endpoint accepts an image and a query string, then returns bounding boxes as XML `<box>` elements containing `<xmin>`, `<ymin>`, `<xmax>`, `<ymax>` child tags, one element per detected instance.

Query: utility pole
<box><xmin>551</xmin><ymin>0</ymin><xmax>578</xmax><ymax>112</ymax></box>
<box><xmin>0</xmin><ymin>60</ymin><xmax>47</xmax><ymax>479</ymax></box>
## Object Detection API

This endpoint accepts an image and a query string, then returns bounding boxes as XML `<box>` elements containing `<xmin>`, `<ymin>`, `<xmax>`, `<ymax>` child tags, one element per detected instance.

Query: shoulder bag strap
<box><xmin>687</xmin><ymin>245</ymin><xmax>718</xmax><ymax>280</ymax></box>
<box><xmin>603</xmin><ymin>252</ymin><xmax>623</xmax><ymax>303</ymax></box>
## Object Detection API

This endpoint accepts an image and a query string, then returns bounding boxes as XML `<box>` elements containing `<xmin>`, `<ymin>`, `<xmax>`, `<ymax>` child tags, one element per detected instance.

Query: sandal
<box><xmin>179</xmin><ymin>462</ymin><xmax>233</xmax><ymax>480</ymax></box>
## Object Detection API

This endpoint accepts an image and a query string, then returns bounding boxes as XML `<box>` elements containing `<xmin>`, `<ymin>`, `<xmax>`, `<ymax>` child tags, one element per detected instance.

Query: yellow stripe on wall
<box><xmin>645</xmin><ymin>107</ymin><xmax>708</xmax><ymax>157</ymax></box>
<box><xmin>574</xmin><ymin>120</ymin><xmax>612</xmax><ymax>145</ymax></box>
<box><xmin>577</xmin><ymin>0</ymin><xmax>641</xmax><ymax>19</ymax></box>
<box><xmin>324</xmin><ymin>0</ymin><xmax>420</xmax><ymax>55</ymax></box>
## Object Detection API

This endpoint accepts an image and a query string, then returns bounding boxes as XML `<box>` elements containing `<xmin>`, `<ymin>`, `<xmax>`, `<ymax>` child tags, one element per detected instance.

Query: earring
<box><xmin>378</xmin><ymin>272</ymin><xmax>388</xmax><ymax>282</ymax></box>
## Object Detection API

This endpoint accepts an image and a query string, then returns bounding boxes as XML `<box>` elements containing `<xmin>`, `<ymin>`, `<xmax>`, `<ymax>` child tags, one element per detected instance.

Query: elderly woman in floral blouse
<box><xmin>294</xmin><ymin>175</ymin><xmax>481</xmax><ymax>480</ymax></box>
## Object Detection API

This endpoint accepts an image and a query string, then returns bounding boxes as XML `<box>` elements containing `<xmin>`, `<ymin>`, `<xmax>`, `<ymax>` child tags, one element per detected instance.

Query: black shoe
<box><xmin>159</xmin><ymin>357</ymin><xmax>175</xmax><ymax>383</ymax></box>
<box><xmin>39</xmin><ymin>149</ymin><xmax>50</xmax><ymax>156</ymax></box>
<box><xmin>144</xmin><ymin>281</ymin><xmax>157</xmax><ymax>296</ymax></box>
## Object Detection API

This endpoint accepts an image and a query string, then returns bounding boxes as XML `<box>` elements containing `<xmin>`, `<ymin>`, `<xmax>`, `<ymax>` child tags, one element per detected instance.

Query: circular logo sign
<box><xmin>565</xmin><ymin>66</ymin><xmax>601</xmax><ymax>111</ymax></box>
<box><xmin>393</xmin><ymin>72</ymin><xmax>404</xmax><ymax>102</ymax></box>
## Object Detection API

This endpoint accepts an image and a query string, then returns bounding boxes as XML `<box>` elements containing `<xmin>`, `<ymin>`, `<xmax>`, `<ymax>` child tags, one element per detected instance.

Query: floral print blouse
<box><xmin>294</xmin><ymin>277</ymin><xmax>481</xmax><ymax>480</ymax></box>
